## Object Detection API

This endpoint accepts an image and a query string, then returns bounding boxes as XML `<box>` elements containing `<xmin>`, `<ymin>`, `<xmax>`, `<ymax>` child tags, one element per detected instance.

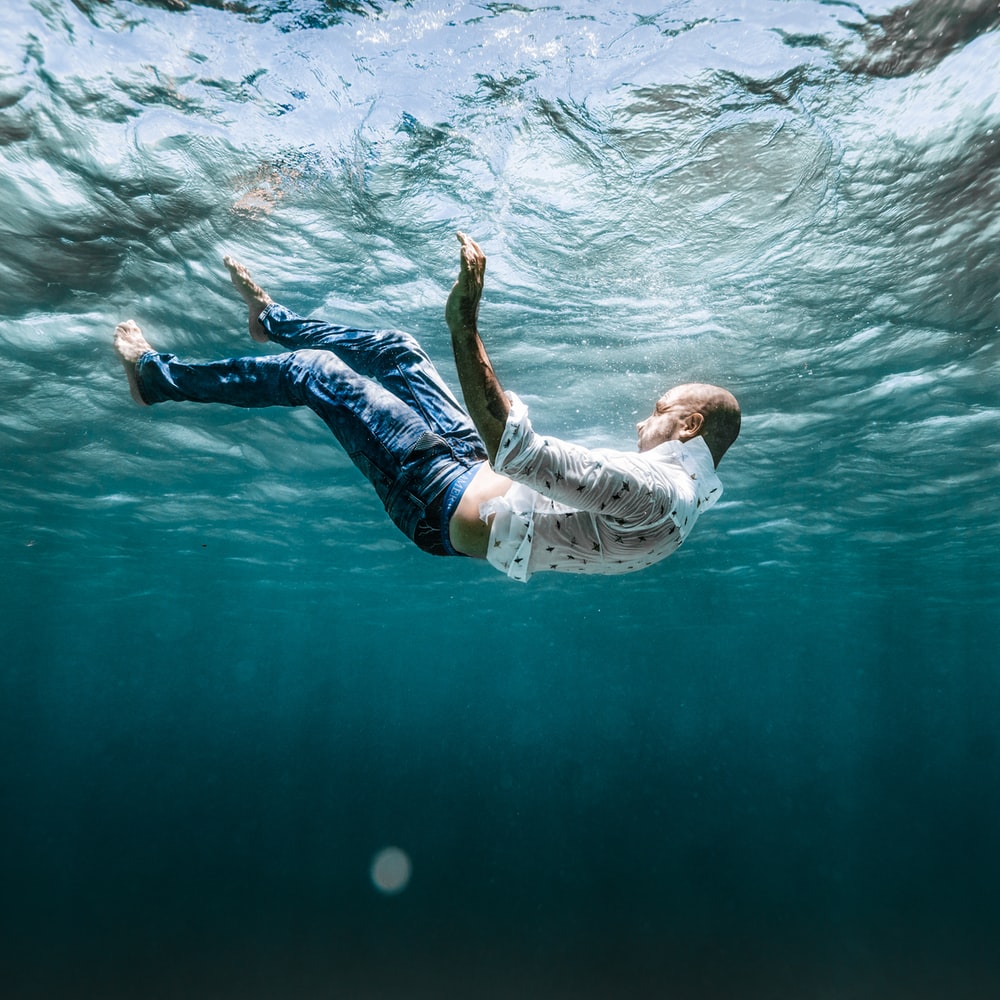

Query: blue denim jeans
<box><xmin>135</xmin><ymin>304</ymin><xmax>488</xmax><ymax>555</ymax></box>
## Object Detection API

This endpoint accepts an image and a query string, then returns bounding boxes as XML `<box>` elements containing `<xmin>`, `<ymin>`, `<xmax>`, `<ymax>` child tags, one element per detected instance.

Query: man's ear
<box><xmin>679</xmin><ymin>411</ymin><xmax>704</xmax><ymax>441</ymax></box>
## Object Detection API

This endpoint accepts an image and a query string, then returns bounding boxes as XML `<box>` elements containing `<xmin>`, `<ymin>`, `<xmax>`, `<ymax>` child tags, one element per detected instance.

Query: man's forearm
<box><xmin>449</xmin><ymin>326</ymin><xmax>509</xmax><ymax>463</ymax></box>
<box><xmin>445</xmin><ymin>233</ymin><xmax>510</xmax><ymax>463</ymax></box>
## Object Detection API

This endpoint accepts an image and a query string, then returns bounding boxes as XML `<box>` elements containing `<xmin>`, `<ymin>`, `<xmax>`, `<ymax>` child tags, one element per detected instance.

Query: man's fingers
<box><xmin>455</xmin><ymin>231</ymin><xmax>485</xmax><ymax>267</ymax></box>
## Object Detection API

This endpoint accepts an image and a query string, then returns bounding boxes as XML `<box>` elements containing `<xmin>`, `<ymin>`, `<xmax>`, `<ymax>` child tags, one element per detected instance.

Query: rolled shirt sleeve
<box><xmin>493</xmin><ymin>392</ymin><xmax>680</xmax><ymax>523</ymax></box>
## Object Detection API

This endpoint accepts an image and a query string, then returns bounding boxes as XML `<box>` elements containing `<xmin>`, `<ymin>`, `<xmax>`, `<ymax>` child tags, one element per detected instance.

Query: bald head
<box><xmin>637</xmin><ymin>382</ymin><xmax>740</xmax><ymax>466</ymax></box>
<box><xmin>669</xmin><ymin>382</ymin><xmax>741</xmax><ymax>466</ymax></box>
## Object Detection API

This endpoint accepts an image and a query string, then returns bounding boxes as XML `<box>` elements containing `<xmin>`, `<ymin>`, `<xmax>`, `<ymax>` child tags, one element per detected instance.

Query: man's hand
<box><xmin>445</xmin><ymin>232</ymin><xmax>509</xmax><ymax>463</ymax></box>
<box><xmin>445</xmin><ymin>231</ymin><xmax>486</xmax><ymax>334</ymax></box>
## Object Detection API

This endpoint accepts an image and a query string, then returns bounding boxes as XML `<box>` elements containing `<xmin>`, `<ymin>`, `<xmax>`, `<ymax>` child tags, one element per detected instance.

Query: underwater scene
<box><xmin>2</xmin><ymin>0</ymin><xmax>999</xmax><ymax>996</ymax></box>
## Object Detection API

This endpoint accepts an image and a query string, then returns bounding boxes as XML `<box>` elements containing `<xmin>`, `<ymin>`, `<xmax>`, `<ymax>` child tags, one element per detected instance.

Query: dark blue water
<box><xmin>2</xmin><ymin>1</ymin><xmax>999</xmax><ymax>997</ymax></box>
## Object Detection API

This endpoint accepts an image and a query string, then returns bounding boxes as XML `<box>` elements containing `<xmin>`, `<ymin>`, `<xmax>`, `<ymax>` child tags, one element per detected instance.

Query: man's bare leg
<box><xmin>113</xmin><ymin>320</ymin><xmax>154</xmax><ymax>407</ymax></box>
<box><xmin>223</xmin><ymin>255</ymin><xmax>273</xmax><ymax>343</ymax></box>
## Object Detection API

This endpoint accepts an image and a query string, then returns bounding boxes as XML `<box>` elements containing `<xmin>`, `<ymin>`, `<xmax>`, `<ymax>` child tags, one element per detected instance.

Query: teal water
<box><xmin>2</xmin><ymin>1</ymin><xmax>999</xmax><ymax>997</ymax></box>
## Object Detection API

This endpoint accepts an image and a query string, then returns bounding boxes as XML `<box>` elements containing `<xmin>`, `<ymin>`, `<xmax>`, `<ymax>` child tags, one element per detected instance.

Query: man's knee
<box><xmin>378</xmin><ymin>327</ymin><xmax>431</xmax><ymax>361</ymax></box>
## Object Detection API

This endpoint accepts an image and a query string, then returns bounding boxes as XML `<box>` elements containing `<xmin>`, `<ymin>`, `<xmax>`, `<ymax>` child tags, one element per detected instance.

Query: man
<box><xmin>114</xmin><ymin>233</ymin><xmax>740</xmax><ymax>581</ymax></box>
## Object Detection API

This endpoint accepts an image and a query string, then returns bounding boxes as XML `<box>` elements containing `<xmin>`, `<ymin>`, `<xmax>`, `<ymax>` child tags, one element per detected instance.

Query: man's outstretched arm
<box><xmin>445</xmin><ymin>232</ymin><xmax>510</xmax><ymax>464</ymax></box>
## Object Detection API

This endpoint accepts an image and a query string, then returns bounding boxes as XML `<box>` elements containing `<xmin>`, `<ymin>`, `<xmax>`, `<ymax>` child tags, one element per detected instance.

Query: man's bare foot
<box><xmin>223</xmin><ymin>255</ymin><xmax>273</xmax><ymax>343</ymax></box>
<box><xmin>113</xmin><ymin>320</ymin><xmax>153</xmax><ymax>407</ymax></box>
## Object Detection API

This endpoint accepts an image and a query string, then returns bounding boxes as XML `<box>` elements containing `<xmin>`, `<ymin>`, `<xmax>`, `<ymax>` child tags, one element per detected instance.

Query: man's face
<box><xmin>635</xmin><ymin>387</ymin><xmax>699</xmax><ymax>452</ymax></box>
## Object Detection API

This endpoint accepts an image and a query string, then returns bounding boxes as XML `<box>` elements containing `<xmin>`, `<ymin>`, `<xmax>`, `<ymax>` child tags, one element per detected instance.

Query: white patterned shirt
<box><xmin>479</xmin><ymin>393</ymin><xmax>724</xmax><ymax>582</ymax></box>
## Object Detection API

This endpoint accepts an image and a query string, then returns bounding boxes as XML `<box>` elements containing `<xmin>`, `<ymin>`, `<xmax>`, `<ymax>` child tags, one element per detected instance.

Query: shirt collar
<box><xmin>652</xmin><ymin>435</ymin><xmax>724</xmax><ymax>509</ymax></box>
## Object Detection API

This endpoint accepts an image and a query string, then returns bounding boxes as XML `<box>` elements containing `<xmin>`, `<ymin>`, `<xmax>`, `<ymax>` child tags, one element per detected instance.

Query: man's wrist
<box><xmin>449</xmin><ymin>319</ymin><xmax>479</xmax><ymax>339</ymax></box>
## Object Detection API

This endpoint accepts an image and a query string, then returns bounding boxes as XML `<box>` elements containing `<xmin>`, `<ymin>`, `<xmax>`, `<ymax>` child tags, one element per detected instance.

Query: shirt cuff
<box><xmin>493</xmin><ymin>391</ymin><xmax>530</xmax><ymax>474</ymax></box>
